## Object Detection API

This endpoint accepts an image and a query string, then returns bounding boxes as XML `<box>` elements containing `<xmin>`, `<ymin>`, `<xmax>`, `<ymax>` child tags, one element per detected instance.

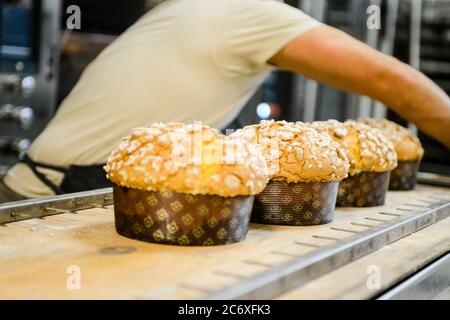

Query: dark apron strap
<box><xmin>59</xmin><ymin>165</ymin><xmax>111</xmax><ymax>194</ymax></box>
<box><xmin>19</xmin><ymin>154</ymin><xmax>67</xmax><ymax>195</ymax></box>
<box><xmin>19</xmin><ymin>154</ymin><xmax>111</xmax><ymax>195</ymax></box>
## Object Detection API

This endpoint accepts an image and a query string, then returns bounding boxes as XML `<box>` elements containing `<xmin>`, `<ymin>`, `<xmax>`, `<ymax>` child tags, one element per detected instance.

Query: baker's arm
<box><xmin>269</xmin><ymin>25</ymin><xmax>450</xmax><ymax>149</ymax></box>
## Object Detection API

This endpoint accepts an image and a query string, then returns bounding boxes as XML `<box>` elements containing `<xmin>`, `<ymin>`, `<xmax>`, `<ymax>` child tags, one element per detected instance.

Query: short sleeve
<box><xmin>211</xmin><ymin>0</ymin><xmax>322</xmax><ymax>76</ymax></box>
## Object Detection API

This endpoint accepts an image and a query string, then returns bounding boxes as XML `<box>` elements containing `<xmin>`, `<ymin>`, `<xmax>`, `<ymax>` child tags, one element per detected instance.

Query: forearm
<box><xmin>376</xmin><ymin>58</ymin><xmax>450</xmax><ymax>148</ymax></box>
<box><xmin>270</xmin><ymin>25</ymin><xmax>450</xmax><ymax>148</ymax></box>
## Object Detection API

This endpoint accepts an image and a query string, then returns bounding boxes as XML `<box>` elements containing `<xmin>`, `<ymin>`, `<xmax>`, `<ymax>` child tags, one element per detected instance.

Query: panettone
<box><xmin>359</xmin><ymin>118</ymin><xmax>423</xmax><ymax>161</ymax></box>
<box><xmin>105</xmin><ymin>123</ymin><xmax>269</xmax><ymax>197</ymax></box>
<box><xmin>231</xmin><ymin>120</ymin><xmax>349</xmax><ymax>183</ymax></box>
<box><xmin>311</xmin><ymin>120</ymin><xmax>397</xmax><ymax>175</ymax></box>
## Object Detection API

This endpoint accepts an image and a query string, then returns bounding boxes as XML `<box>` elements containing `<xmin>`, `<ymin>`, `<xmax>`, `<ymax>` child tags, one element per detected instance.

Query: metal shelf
<box><xmin>1</xmin><ymin>185</ymin><xmax>449</xmax><ymax>299</ymax></box>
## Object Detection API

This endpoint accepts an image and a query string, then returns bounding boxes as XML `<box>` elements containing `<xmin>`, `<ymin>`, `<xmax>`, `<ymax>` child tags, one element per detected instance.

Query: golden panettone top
<box><xmin>105</xmin><ymin>123</ymin><xmax>269</xmax><ymax>197</ymax></box>
<box><xmin>231</xmin><ymin>120</ymin><xmax>349</xmax><ymax>183</ymax></box>
<box><xmin>311</xmin><ymin>120</ymin><xmax>398</xmax><ymax>175</ymax></box>
<box><xmin>359</xmin><ymin>118</ymin><xmax>424</xmax><ymax>161</ymax></box>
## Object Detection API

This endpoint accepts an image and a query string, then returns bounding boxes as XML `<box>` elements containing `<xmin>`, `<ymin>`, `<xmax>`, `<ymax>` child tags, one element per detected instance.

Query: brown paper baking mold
<box><xmin>389</xmin><ymin>160</ymin><xmax>420</xmax><ymax>191</ymax></box>
<box><xmin>251</xmin><ymin>180</ymin><xmax>338</xmax><ymax>226</ymax></box>
<box><xmin>113</xmin><ymin>185</ymin><xmax>254</xmax><ymax>246</ymax></box>
<box><xmin>337</xmin><ymin>171</ymin><xmax>390</xmax><ymax>207</ymax></box>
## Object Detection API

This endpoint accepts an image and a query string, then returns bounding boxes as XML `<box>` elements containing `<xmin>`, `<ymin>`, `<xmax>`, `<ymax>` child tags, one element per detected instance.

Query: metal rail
<box><xmin>0</xmin><ymin>188</ymin><xmax>112</xmax><ymax>225</ymax></box>
<box><xmin>417</xmin><ymin>172</ymin><xmax>450</xmax><ymax>188</ymax></box>
<box><xmin>378</xmin><ymin>253</ymin><xmax>450</xmax><ymax>300</ymax></box>
<box><xmin>203</xmin><ymin>199</ymin><xmax>450</xmax><ymax>300</ymax></box>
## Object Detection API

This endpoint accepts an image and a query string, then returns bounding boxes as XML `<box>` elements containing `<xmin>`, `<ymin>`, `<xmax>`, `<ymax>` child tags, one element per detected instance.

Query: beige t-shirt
<box><xmin>5</xmin><ymin>0</ymin><xmax>321</xmax><ymax>197</ymax></box>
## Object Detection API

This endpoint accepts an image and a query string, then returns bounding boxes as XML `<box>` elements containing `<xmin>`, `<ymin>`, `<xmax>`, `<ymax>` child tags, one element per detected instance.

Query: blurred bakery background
<box><xmin>1</xmin><ymin>0</ymin><xmax>449</xmax><ymax>182</ymax></box>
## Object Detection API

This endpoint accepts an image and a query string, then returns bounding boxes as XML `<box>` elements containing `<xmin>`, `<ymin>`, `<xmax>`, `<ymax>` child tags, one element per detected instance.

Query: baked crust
<box><xmin>232</xmin><ymin>120</ymin><xmax>350</xmax><ymax>183</ymax></box>
<box><xmin>311</xmin><ymin>120</ymin><xmax>398</xmax><ymax>175</ymax></box>
<box><xmin>105</xmin><ymin>123</ymin><xmax>269</xmax><ymax>197</ymax></box>
<box><xmin>359</xmin><ymin>118</ymin><xmax>424</xmax><ymax>161</ymax></box>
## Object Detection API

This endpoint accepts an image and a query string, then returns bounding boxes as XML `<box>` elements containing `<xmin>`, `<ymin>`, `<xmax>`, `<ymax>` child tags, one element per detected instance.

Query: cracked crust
<box><xmin>104</xmin><ymin>123</ymin><xmax>269</xmax><ymax>197</ymax></box>
<box><xmin>231</xmin><ymin>120</ymin><xmax>349</xmax><ymax>183</ymax></box>
<box><xmin>311</xmin><ymin>120</ymin><xmax>398</xmax><ymax>175</ymax></box>
<box><xmin>359</xmin><ymin>118</ymin><xmax>424</xmax><ymax>161</ymax></box>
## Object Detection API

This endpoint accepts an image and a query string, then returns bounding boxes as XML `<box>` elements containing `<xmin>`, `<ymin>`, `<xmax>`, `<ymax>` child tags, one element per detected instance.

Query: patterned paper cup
<box><xmin>389</xmin><ymin>160</ymin><xmax>420</xmax><ymax>191</ymax></box>
<box><xmin>336</xmin><ymin>171</ymin><xmax>391</xmax><ymax>207</ymax></box>
<box><xmin>112</xmin><ymin>185</ymin><xmax>254</xmax><ymax>246</ymax></box>
<box><xmin>251</xmin><ymin>180</ymin><xmax>338</xmax><ymax>226</ymax></box>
